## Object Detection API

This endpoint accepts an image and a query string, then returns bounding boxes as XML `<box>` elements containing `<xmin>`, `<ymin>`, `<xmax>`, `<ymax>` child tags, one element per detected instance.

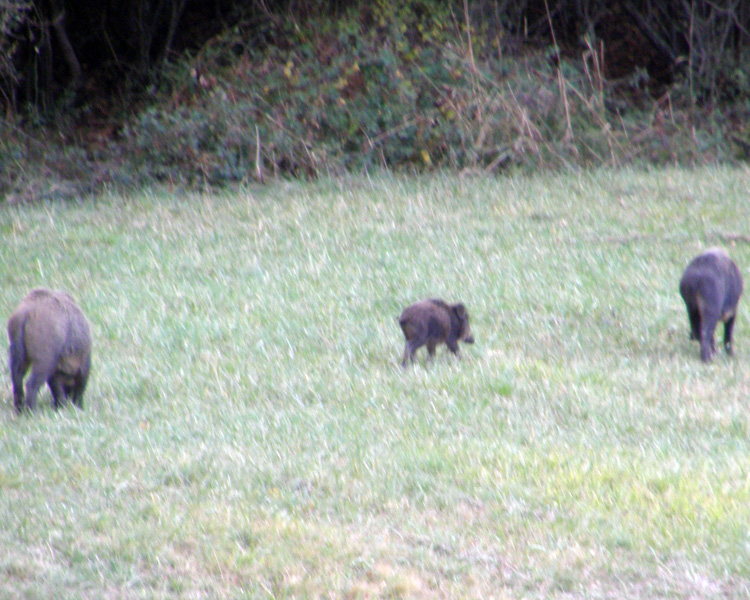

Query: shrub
<box><xmin>116</xmin><ymin>3</ymin><xmax>746</xmax><ymax>186</ymax></box>
<box><xmin>4</xmin><ymin>1</ymin><xmax>750</xmax><ymax>198</ymax></box>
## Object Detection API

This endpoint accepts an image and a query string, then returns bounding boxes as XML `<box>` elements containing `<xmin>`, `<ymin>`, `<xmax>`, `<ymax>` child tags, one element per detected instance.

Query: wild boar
<box><xmin>679</xmin><ymin>248</ymin><xmax>743</xmax><ymax>362</ymax></box>
<box><xmin>7</xmin><ymin>288</ymin><xmax>92</xmax><ymax>412</ymax></box>
<box><xmin>399</xmin><ymin>298</ymin><xmax>474</xmax><ymax>367</ymax></box>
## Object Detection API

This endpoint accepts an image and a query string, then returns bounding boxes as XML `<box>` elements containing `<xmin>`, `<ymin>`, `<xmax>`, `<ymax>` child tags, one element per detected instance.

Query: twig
<box><xmin>463</xmin><ymin>0</ymin><xmax>476</xmax><ymax>76</ymax></box>
<box><xmin>255</xmin><ymin>124</ymin><xmax>264</xmax><ymax>183</ymax></box>
<box><xmin>711</xmin><ymin>232</ymin><xmax>750</xmax><ymax>244</ymax></box>
<box><xmin>463</xmin><ymin>0</ymin><xmax>481</xmax><ymax>123</ymax></box>
<box><xmin>543</xmin><ymin>0</ymin><xmax>573</xmax><ymax>143</ymax></box>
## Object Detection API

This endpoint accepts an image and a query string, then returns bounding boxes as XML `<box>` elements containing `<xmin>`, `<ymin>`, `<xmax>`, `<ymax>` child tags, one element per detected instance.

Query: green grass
<box><xmin>2</xmin><ymin>168</ymin><xmax>750</xmax><ymax>598</ymax></box>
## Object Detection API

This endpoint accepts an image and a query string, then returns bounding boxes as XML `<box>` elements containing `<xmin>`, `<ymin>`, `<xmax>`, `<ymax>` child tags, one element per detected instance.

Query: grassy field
<box><xmin>2</xmin><ymin>168</ymin><xmax>750</xmax><ymax>598</ymax></box>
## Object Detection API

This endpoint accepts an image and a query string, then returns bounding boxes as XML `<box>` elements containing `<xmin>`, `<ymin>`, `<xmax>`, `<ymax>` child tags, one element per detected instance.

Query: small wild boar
<box><xmin>679</xmin><ymin>248</ymin><xmax>743</xmax><ymax>362</ymax></box>
<box><xmin>399</xmin><ymin>298</ymin><xmax>474</xmax><ymax>367</ymax></box>
<box><xmin>7</xmin><ymin>288</ymin><xmax>92</xmax><ymax>412</ymax></box>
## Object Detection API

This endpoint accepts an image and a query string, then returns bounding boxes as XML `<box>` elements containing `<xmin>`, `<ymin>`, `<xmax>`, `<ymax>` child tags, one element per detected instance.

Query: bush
<box><xmin>4</xmin><ymin>1</ymin><xmax>750</xmax><ymax>199</ymax></box>
<box><xmin>119</xmin><ymin>5</ymin><xmax>741</xmax><ymax>185</ymax></box>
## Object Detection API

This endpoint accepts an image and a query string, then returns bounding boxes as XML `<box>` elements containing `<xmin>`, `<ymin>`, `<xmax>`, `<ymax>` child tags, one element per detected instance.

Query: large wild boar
<box><xmin>679</xmin><ymin>248</ymin><xmax>743</xmax><ymax>362</ymax></box>
<box><xmin>7</xmin><ymin>288</ymin><xmax>92</xmax><ymax>412</ymax></box>
<box><xmin>399</xmin><ymin>298</ymin><xmax>474</xmax><ymax>367</ymax></box>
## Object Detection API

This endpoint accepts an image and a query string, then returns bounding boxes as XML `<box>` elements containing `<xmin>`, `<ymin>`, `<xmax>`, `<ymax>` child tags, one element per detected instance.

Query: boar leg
<box><xmin>68</xmin><ymin>382</ymin><xmax>85</xmax><ymax>409</ymax></box>
<box><xmin>426</xmin><ymin>340</ymin><xmax>437</xmax><ymax>362</ymax></box>
<box><xmin>402</xmin><ymin>343</ymin><xmax>414</xmax><ymax>367</ymax></box>
<box><xmin>10</xmin><ymin>364</ymin><xmax>28</xmax><ymax>414</ymax></box>
<box><xmin>699</xmin><ymin>312</ymin><xmax>719</xmax><ymax>362</ymax></box>
<box><xmin>686</xmin><ymin>305</ymin><xmax>701</xmax><ymax>341</ymax></box>
<box><xmin>11</xmin><ymin>385</ymin><xmax>24</xmax><ymax>413</ymax></box>
<box><xmin>446</xmin><ymin>339</ymin><xmax>462</xmax><ymax>359</ymax></box>
<box><xmin>724</xmin><ymin>315</ymin><xmax>737</xmax><ymax>355</ymax></box>
<box><xmin>409</xmin><ymin>339</ymin><xmax>427</xmax><ymax>366</ymax></box>
<box><xmin>47</xmin><ymin>375</ymin><xmax>67</xmax><ymax>409</ymax></box>
<box><xmin>23</xmin><ymin>367</ymin><xmax>48</xmax><ymax>411</ymax></box>
<box><xmin>402</xmin><ymin>323</ymin><xmax>428</xmax><ymax>366</ymax></box>
<box><xmin>9</xmin><ymin>343</ymin><xmax>29</xmax><ymax>413</ymax></box>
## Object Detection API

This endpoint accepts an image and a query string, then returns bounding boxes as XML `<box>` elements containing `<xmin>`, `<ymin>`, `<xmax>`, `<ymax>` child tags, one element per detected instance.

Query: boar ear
<box><xmin>453</xmin><ymin>303</ymin><xmax>467</xmax><ymax>318</ymax></box>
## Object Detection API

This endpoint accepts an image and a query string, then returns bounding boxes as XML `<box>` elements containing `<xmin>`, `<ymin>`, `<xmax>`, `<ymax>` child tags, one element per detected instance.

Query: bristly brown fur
<box><xmin>399</xmin><ymin>298</ymin><xmax>474</xmax><ymax>367</ymax></box>
<box><xmin>7</xmin><ymin>288</ymin><xmax>92</xmax><ymax>412</ymax></box>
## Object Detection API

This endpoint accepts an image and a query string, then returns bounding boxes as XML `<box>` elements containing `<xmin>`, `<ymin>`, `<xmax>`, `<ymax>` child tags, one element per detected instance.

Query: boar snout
<box><xmin>453</xmin><ymin>303</ymin><xmax>474</xmax><ymax>344</ymax></box>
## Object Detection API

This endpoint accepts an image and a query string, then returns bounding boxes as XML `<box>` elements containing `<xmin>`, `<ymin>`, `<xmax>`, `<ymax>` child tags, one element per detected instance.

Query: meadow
<box><xmin>1</xmin><ymin>167</ymin><xmax>750</xmax><ymax>598</ymax></box>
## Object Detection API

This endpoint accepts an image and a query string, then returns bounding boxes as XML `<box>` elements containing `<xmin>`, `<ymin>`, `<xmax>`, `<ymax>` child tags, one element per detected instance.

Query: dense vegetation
<box><xmin>2</xmin><ymin>0</ymin><xmax>750</xmax><ymax>200</ymax></box>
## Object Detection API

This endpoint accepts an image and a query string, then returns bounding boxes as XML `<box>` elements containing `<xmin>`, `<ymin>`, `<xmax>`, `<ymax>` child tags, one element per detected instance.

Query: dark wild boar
<box><xmin>399</xmin><ymin>299</ymin><xmax>474</xmax><ymax>367</ymax></box>
<box><xmin>679</xmin><ymin>248</ymin><xmax>743</xmax><ymax>362</ymax></box>
<box><xmin>7</xmin><ymin>288</ymin><xmax>92</xmax><ymax>412</ymax></box>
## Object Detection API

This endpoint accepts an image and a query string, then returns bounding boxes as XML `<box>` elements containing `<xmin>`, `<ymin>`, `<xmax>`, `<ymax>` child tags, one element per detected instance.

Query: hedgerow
<box><xmin>2</xmin><ymin>1</ymin><xmax>750</xmax><ymax>199</ymax></box>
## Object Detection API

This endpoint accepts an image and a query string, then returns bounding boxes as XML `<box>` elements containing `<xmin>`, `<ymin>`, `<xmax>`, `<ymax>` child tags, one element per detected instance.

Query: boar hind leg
<box><xmin>47</xmin><ymin>375</ymin><xmax>67</xmax><ymax>409</ymax></box>
<box><xmin>402</xmin><ymin>338</ymin><xmax>424</xmax><ymax>367</ymax></box>
<box><xmin>11</xmin><ymin>384</ymin><xmax>24</xmax><ymax>413</ymax></box>
<box><xmin>402</xmin><ymin>328</ymin><xmax>429</xmax><ymax>366</ymax></box>
<box><xmin>68</xmin><ymin>382</ymin><xmax>85</xmax><ymax>409</ymax></box>
<box><xmin>686</xmin><ymin>305</ymin><xmax>701</xmax><ymax>341</ymax></box>
<box><xmin>23</xmin><ymin>368</ymin><xmax>48</xmax><ymax>411</ymax></box>
<box><xmin>699</xmin><ymin>313</ymin><xmax>720</xmax><ymax>362</ymax></box>
<box><xmin>10</xmin><ymin>363</ymin><xmax>28</xmax><ymax>413</ymax></box>
<box><xmin>9</xmin><ymin>343</ymin><xmax>28</xmax><ymax>413</ymax></box>
<box><xmin>724</xmin><ymin>315</ymin><xmax>737</xmax><ymax>355</ymax></box>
